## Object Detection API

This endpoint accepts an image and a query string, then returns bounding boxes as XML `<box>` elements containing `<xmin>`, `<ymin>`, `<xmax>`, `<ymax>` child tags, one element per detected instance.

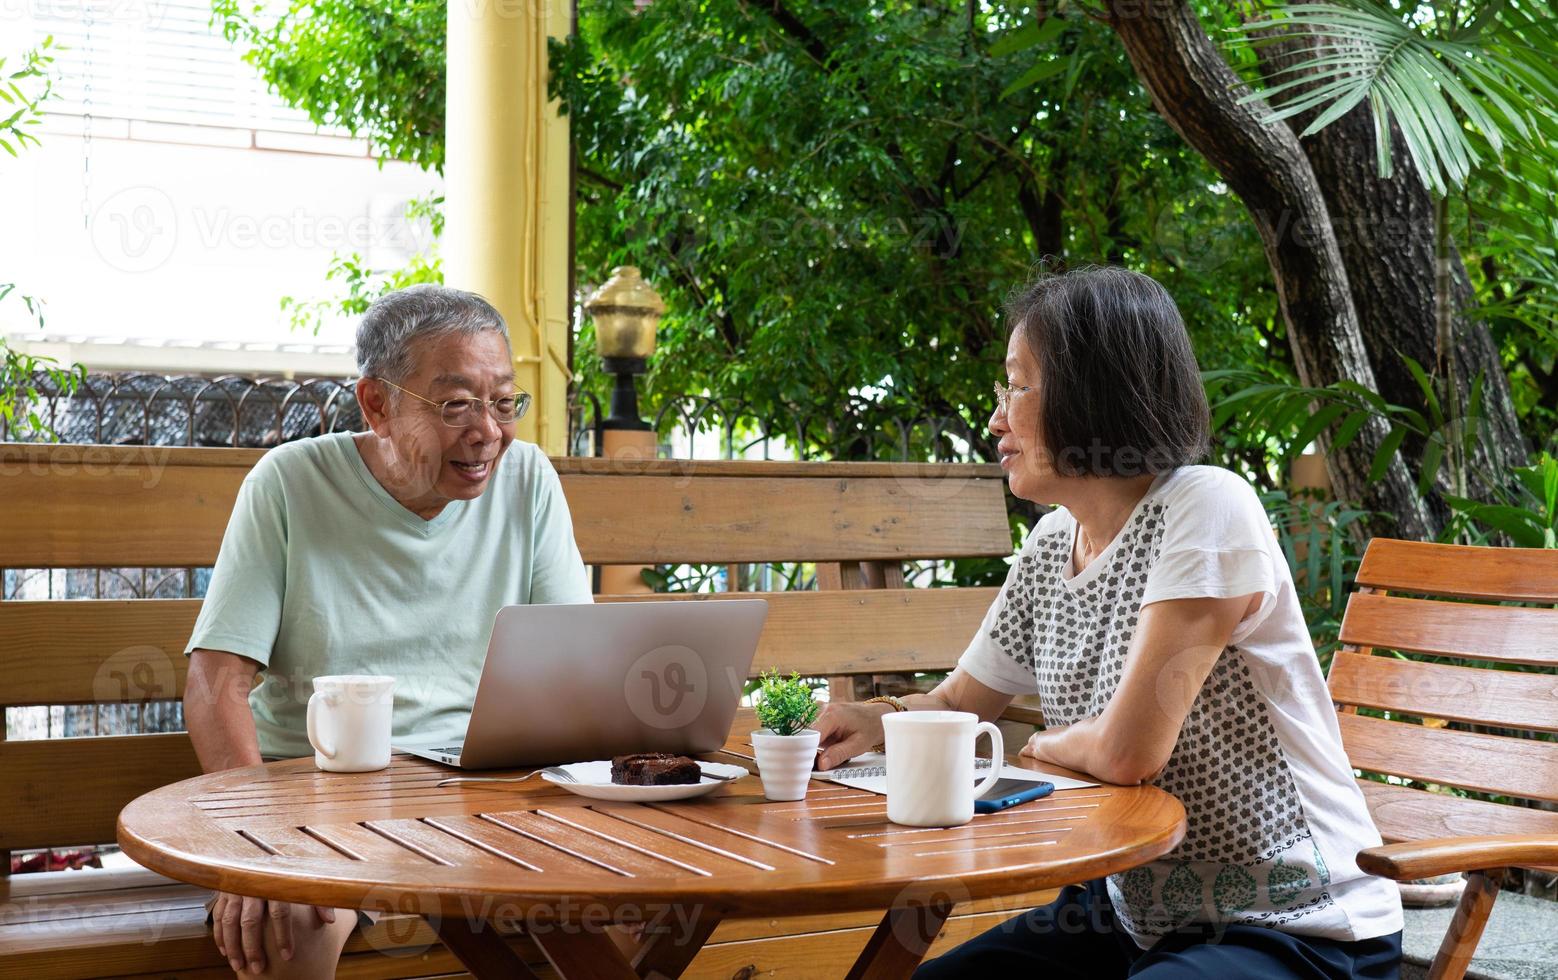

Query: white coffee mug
<box><xmin>883</xmin><ymin>710</ymin><xmax>1004</xmax><ymax>827</ymax></box>
<box><xmin>306</xmin><ymin>674</ymin><xmax>395</xmax><ymax>772</ymax></box>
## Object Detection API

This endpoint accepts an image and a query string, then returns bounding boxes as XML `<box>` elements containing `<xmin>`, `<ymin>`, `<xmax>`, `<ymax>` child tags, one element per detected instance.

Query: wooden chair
<box><xmin>1328</xmin><ymin>538</ymin><xmax>1558</xmax><ymax>980</ymax></box>
<box><xmin>0</xmin><ymin>443</ymin><xmax>1045</xmax><ymax>978</ymax></box>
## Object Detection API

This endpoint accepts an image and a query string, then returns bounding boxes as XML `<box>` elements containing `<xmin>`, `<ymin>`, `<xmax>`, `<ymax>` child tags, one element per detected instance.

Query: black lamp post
<box><xmin>584</xmin><ymin>266</ymin><xmax>663</xmax><ymax>432</ymax></box>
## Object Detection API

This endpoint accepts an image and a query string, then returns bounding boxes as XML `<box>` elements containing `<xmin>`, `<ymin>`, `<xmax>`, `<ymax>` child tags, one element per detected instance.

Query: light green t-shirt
<box><xmin>185</xmin><ymin>432</ymin><xmax>593</xmax><ymax>758</ymax></box>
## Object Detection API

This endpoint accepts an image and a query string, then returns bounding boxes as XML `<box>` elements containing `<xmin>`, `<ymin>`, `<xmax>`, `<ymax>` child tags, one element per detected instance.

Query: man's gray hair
<box><xmin>355</xmin><ymin>284</ymin><xmax>511</xmax><ymax>382</ymax></box>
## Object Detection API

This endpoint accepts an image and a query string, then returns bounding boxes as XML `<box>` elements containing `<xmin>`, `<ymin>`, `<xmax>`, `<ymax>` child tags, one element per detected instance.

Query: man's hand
<box><xmin>211</xmin><ymin>891</ymin><xmax>337</xmax><ymax>974</ymax></box>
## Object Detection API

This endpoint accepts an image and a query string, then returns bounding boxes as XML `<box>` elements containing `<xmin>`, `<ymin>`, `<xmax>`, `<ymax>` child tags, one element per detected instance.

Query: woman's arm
<box><xmin>1020</xmin><ymin>592</ymin><xmax>1260</xmax><ymax>784</ymax></box>
<box><xmin>814</xmin><ymin>667</ymin><xmax>1015</xmax><ymax>770</ymax></box>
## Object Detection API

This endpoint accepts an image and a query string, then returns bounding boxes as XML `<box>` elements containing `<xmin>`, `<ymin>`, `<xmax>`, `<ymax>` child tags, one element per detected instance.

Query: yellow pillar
<box><xmin>445</xmin><ymin>0</ymin><xmax>572</xmax><ymax>454</ymax></box>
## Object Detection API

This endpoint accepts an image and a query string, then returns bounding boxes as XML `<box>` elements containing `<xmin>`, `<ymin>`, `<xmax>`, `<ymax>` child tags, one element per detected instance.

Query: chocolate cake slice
<box><xmin>610</xmin><ymin>753</ymin><xmax>702</xmax><ymax>785</ymax></box>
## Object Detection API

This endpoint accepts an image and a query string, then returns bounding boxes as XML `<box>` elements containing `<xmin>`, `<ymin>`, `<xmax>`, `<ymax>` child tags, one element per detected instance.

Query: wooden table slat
<box><xmin>589</xmin><ymin>803</ymin><xmax>819</xmax><ymax>873</ymax></box>
<box><xmin>419</xmin><ymin>815</ymin><xmax>617</xmax><ymax>877</ymax></box>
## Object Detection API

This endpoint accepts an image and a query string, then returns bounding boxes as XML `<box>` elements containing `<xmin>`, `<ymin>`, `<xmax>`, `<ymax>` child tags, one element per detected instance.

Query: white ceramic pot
<box><xmin>750</xmin><ymin>728</ymin><xmax>821</xmax><ymax>801</ymax></box>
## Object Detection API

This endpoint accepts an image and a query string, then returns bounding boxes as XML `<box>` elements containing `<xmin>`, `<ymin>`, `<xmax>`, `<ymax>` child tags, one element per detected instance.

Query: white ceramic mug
<box><xmin>306</xmin><ymin>674</ymin><xmax>395</xmax><ymax>772</ymax></box>
<box><xmin>883</xmin><ymin>710</ymin><xmax>1004</xmax><ymax>827</ymax></box>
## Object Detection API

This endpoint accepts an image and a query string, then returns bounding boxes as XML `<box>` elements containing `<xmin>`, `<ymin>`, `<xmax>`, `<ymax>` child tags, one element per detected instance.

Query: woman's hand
<box><xmin>813</xmin><ymin>701</ymin><xmax>896</xmax><ymax>771</ymax></box>
<box><xmin>813</xmin><ymin>669</ymin><xmax>1017</xmax><ymax>771</ymax></box>
<box><xmin>1018</xmin><ymin>729</ymin><xmax>1053</xmax><ymax>763</ymax></box>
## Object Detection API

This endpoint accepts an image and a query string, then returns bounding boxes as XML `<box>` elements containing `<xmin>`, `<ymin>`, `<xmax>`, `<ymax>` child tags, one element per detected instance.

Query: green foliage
<box><xmin>211</xmin><ymin>0</ymin><xmax>445</xmax><ymax>169</ymax></box>
<box><xmin>554</xmin><ymin>0</ymin><xmax>1278</xmax><ymax>459</ymax></box>
<box><xmin>1</xmin><ymin>37</ymin><xmax>56</xmax><ymax>330</ymax></box>
<box><xmin>0</xmin><ymin>346</ymin><xmax>85</xmax><ymax>441</ymax></box>
<box><xmin>1446</xmin><ymin>452</ymin><xmax>1558</xmax><ymax>547</ymax></box>
<box><xmin>1</xmin><ymin>36</ymin><xmax>82</xmax><ymax>439</ymax></box>
<box><xmin>1233</xmin><ymin>0</ymin><xmax>1558</xmax><ymax>475</ymax></box>
<box><xmin>1468</xmin><ymin>164</ymin><xmax>1558</xmax><ymax>453</ymax></box>
<box><xmin>752</xmin><ymin>669</ymin><xmax>821</xmax><ymax>736</ymax></box>
<box><xmin>0</xmin><ymin>35</ymin><xmax>53</xmax><ymax>158</ymax></box>
<box><xmin>280</xmin><ymin>249</ymin><xmax>442</xmax><ymax>337</ymax></box>
<box><xmin>1206</xmin><ymin>353</ymin><xmax>1492</xmax><ymax>498</ymax></box>
<box><xmin>1260</xmin><ymin>491</ymin><xmax>1375</xmax><ymax>661</ymax></box>
<box><xmin>639</xmin><ymin>562</ymin><xmax>810</xmax><ymax>592</ymax></box>
<box><xmin>1236</xmin><ymin>0</ymin><xmax>1558</xmax><ymax>197</ymax></box>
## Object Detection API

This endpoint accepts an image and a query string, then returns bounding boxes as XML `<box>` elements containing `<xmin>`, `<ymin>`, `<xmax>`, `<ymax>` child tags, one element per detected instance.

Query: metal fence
<box><xmin>1</xmin><ymin>371</ymin><xmax>364</xmax><ymax>447</ymax></box>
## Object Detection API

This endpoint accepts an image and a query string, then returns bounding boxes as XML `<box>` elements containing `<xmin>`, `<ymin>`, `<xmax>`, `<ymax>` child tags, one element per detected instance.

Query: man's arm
<box><xmin>184</xmin><ymin>649</ymin><xmax>264</xmax><ymax>772</ymax></box>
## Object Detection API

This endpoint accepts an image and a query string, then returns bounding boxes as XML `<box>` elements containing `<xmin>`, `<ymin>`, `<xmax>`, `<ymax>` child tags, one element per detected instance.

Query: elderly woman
<box><xmin>183</xmin><ymin>285</ymin><xmax>591</xmax><ymax>978</ymax></box>
<box><xmin>814</xmin><ymin>268</ymin><xmax>1403</xmax><ymax>978</ymax></box>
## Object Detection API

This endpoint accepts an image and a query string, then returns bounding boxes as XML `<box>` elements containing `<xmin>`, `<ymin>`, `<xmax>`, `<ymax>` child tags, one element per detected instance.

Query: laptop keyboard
<box><xmin>429</xmin><ymin>745</ymin><xmax>463</xmax><ymax>755</ymax></box>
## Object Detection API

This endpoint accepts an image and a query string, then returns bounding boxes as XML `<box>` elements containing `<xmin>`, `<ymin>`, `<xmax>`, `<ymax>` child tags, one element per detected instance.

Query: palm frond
<box><xmin>1233</xmin><ymin>0</ymin><xmax>1558</xmax><ymax>195</ymax></box>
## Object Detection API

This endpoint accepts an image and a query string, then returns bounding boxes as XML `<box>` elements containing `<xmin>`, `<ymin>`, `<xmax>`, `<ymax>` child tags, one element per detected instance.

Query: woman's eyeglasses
<box><xmin>993</xmin><ymin>381</ymin><xmax>1033</xmax><ymax>415</ymax></box>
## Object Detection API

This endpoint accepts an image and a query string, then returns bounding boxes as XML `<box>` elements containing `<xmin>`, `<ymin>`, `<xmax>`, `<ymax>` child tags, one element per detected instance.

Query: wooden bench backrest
<box><xmin>1329</xmin><ymin>539</ymin><xmax>1558</xmax><ymax>842</ymax></box>
<box><xmin>0</xmin><ymin>444</ymin><xmax>1012</xmax><ymax>854</ymax></box>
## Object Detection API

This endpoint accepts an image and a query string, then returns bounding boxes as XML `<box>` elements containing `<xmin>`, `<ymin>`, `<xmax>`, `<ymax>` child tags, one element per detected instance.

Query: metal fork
<box><xmin>437</xmin><ymin>766</ymin><xmax>576</xmax><ymax>787</ymax></box>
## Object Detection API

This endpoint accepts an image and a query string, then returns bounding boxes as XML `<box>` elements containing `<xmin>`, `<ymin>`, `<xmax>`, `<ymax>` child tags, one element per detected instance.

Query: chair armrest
<box><xmin>997</xmin><ymin>704</ymin><xmax>1045</xmax><ymax>727</ymax></box>
<box><xmin>1356</xmin><ymin>835</ymin><xmax>1558</xmax><ymax>881</ymax></box>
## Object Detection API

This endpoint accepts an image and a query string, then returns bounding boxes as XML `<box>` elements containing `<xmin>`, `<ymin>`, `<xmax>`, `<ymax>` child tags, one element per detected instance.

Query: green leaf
<box><xmin>1368</xmin><ymin>426</ymin><xmax>1408</xmax><ymax>483</ymax></box>
<box><xmin>1400</xmin><ymin>354</ymin><xmax>1441</xmax><ymax>419</ymax></box>
<box><xmin>1331</xmin><ymin>410</ymin><xmax>1370</xmax><ymax>454</ymax></box>
<box><xmin>1289</xmin><ymin>403</ymin><xmax>1350</xmax><ymax>457</ymax></box>
<box><xmin>989</xmin><ymin>16</ymin><xmax>1067</xmax><ymax>58</ymax></box>
<box><xmin>1000</xmin><ymin>58</ymin><xmax>1068</xmax><ymax>100</ymax></box>
<box><xmin>1512</xmin><ymin>454</ymin><xmax>1558</xmax><ymax>524</ymax></box>
<box><xmin>1443</xmin><ymin>498</ymin><xmax>1548</xmax><ymax>547</ymax></box>
<box><xmin>1334</xmin><ymin>379</ymin><xmax>1388</xmax><ymax>412</ymax></box>
<box><xmin>1417</xmin><ymin>437</ymin><xmax>1443</xmax><ymax>496</ymax></box>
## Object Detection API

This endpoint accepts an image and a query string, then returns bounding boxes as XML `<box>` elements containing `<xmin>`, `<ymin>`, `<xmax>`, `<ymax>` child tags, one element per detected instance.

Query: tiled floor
<box><xmin>1401</xmin><ymin>890</ymin><xmax>1557</xmax><ymax>980</ymax></box>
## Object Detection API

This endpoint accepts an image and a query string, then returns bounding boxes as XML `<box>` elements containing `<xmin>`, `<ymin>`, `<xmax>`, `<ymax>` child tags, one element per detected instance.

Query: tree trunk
<box><xmin>1104</xmin><ymin>0</ymin><xmax>1436</xmax><ymax>540</ymax></box>
<box><xmin>1249</xmin><ymin>33</ymin><xmax>1530</xmax><ymax>505</ymax></box>
<box><xmin>1307</xmin><ymin>115</ymin><xmax>1527</xmax><ymax>481</ymax></box>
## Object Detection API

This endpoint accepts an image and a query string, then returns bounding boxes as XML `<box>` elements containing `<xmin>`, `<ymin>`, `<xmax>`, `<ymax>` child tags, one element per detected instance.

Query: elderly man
<box><xmin>183</xmin><ymin>284</ymin><xmax>591</xmax><ymax>977</ymax></box>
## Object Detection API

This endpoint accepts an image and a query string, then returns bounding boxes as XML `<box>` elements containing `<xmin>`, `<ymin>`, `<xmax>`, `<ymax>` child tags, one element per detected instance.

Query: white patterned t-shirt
<box><xmin>958</xmin><ymin>465</ymin><xmax>1403</xmax><ymax>949</ymax></box>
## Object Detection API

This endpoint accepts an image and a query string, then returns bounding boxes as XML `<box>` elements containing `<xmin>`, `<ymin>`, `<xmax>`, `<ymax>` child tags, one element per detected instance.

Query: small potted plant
<box><xmin>750</xmin><ymin>670</ymin><xmax>821</xmax><ymax>801</ymax></box>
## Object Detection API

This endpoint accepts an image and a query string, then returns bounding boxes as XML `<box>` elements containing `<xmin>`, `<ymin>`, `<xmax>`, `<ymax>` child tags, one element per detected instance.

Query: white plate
<box><xmin>541</xmin><ymin>760</ymin><xmax>749</xmax><ymax>801</ymax></box>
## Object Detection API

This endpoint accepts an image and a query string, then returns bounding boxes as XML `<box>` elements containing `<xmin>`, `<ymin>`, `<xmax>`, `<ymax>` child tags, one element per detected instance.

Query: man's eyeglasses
<box><xmin>993</xmin><ymin>381</ymin><xmax>1033</xmax><ymax>415</ymax></box>
<box><xmin>373</xmin><ymin>377</ymin><xmax>532</xmax><ymax>427</ymax></box>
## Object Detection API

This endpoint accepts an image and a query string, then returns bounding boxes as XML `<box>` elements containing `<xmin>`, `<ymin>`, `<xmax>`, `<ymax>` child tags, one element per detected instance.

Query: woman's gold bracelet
<box><xmin>863</xmin><ymin>695</ymin><xmax>907</xmax><ymax>751</ymax></box>
<box><xmin>863</xmin><ymin>695</ymin><xmax>908</xmax><ymax>713</ymax></box>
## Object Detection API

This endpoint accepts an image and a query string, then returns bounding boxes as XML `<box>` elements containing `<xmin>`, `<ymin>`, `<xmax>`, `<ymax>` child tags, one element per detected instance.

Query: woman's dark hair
<box><xmin>1004</xmin><ymin>266</ymin><xmax>1210</xmax><ymax>478</ymax></box>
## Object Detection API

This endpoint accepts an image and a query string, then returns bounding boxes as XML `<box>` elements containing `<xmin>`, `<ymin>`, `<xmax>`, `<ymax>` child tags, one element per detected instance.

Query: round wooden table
<box><xmin>119</xmin><ymin>734</ymin><xmax>1184</xmax><ymax>979</ymax></box>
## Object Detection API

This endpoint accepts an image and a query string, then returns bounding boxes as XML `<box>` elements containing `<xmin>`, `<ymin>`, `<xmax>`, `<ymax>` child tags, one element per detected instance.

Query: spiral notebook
<box><xmin>811</xmin><ymin>753</ymin><xmax>1098</xmax><ymax>795</ymax></box>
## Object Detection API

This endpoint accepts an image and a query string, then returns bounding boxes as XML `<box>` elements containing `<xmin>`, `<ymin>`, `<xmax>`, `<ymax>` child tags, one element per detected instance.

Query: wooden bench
<box><xmin>0</xmin><ymin>443</ymin><xmax>1050</xmax><ymax>978</ymax></box>
<box><xmin>1329</xmin><ymin>538</ymin><xmax>1558</xmax><ymax>980</ymax></box>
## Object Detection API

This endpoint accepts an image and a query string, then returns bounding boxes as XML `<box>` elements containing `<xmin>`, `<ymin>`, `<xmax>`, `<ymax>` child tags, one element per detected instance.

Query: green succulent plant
<box><xmin>753</xmin><ymin>670</ymin><xmax>820</xmax><ymax>737</ymax></box>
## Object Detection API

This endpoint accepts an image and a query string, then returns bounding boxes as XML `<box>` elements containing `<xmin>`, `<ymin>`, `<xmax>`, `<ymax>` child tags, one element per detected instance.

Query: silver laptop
<box><xmin>394</xmin><ymin>599</ymin><xmax>768</xmax><ymax>769</ymax></box>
